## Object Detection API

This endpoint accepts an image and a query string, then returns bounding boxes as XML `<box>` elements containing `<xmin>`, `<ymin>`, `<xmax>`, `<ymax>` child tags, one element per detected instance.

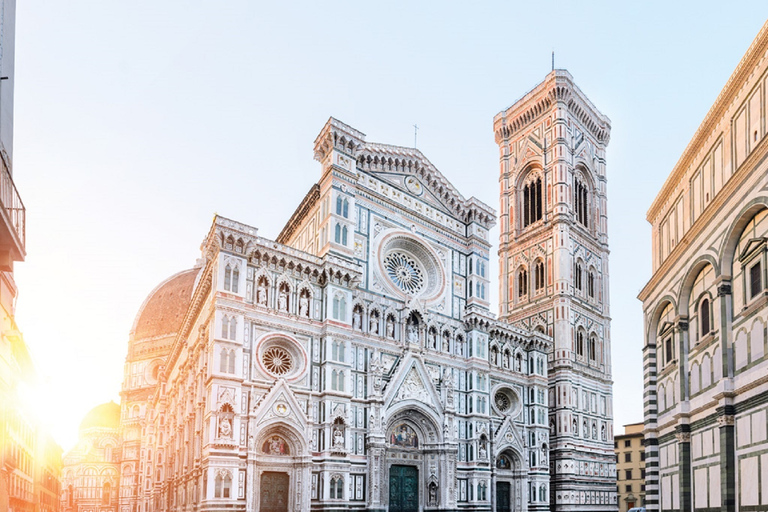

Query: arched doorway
<box><xmin>495</xmin><ymin>449</ymin><xmax>525</xmax><ymax>512</ymax></box>
<box><xmin>253</xmin><ymin>424</ymin><xmax>311</xmax><ymax>512</ymax></box>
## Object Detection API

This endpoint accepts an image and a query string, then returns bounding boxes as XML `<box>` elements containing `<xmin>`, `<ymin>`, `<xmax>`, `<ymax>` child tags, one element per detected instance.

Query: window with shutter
<box><xmin>750</xmin><ymin>261</ymin><xmax>762</xmax><ymax>298</ymax></box>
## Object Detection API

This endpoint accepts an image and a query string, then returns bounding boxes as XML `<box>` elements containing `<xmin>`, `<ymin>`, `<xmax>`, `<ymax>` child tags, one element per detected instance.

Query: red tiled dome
<box><xmin>79</xmin><ymin>401</ymin><xmax>120</xmax><ymax>431</ymax></box>
<box><xmin>131</xmin><ymin>269</ymin><xmax>199</xmax><ymax>340</ymax></box>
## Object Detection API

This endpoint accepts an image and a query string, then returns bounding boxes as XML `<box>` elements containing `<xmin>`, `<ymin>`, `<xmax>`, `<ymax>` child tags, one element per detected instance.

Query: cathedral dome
<box><xmin>79</xmin><ymin>401</ymin><xmax>120</xmax><ymax>431</ymax></box>
<box><xmin>131</xmin><ymin>268</ymin><xmax>200</xmax><ymax>340</ymax></box>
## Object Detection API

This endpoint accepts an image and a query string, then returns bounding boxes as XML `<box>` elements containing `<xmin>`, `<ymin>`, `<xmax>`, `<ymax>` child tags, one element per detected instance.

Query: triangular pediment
<box><xmin>494</xmin><ymin>415</ymin><xmax>526</xmax><ymax>459</ymax></box>
<box><xmin>739</xmin><ymin>237</ymin><xmax>767</xmax><ymax>262</ymax></box>
<box><xmin>251</xmin><ymin>379</ymin><xmax>308</xmax><ymax>431</ymax></box>
<box><xmin>383</xmin><ymin>354</ymin><xmax>443</xmax><ymax>416</ymax></box>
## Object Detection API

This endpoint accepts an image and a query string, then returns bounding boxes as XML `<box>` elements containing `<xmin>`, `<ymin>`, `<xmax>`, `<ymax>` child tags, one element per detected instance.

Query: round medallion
<box><xmin>492</xmin><ymin>386</ymin><xmax>522</xmax><ymax>417</ymax></box>
<box><xmin>376</xmin><ymin>231</ymin><xmax>445</xmax><ymax>301</ymax></box>
<box><xmin>405</xmin><ymin>176</ymin><xmax>423</xmax><ymax>196</ymax></box>
<box><xmin>262</xmin><ymin>346</ymin><xmax>293</xmax><ymax>376</ymax></box>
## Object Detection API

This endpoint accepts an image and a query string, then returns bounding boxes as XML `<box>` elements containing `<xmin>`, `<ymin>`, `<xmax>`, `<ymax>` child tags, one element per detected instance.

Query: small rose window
<box><xmin>255</xmin><ymin>334</ymin><xmax>307</xmax><ymax>381</ymax></box>
<box><xmin>262</xmin><ymin>346</ymin><xmax>293</xmax><ymax>376</ymax></box>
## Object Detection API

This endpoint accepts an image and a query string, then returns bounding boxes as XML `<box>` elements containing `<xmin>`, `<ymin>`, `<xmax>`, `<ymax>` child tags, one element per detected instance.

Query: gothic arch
<box><xmin>386</xmin><ymin>405</ymin><xmax>442</xmax><ymax>447</ymax></box>
<box><xmin>255</xmin><ymin>422</ymin><xmax>308</xmax><ymax>457</ymax></box>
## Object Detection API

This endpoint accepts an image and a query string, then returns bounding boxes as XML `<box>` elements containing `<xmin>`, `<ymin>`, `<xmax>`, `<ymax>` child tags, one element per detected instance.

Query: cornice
<box><xmin>276</xmin><ymin>184</ymin><xmax>320</xmax><ymax>245</ymax></box>
<box><xmin>647</xmin><ymin>19</ymin><xmax>768</xmax><ymax>222</ymax></box>
<box><xmin>494</xmin><ymin>69</ymin><xmax>611</xmax><ymax>146</ymax></box>
<box><xmin>638</xmin><ymin>135</ymin><xmax>768</xmax><ymax>302</ymax></box>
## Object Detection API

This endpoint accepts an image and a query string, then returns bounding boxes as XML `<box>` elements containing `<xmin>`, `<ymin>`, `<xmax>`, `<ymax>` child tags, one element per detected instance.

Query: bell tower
<box><xmin>495</xmin><ymin>70</ymin><xmax>616</xmax><ymax>510</ymax></box>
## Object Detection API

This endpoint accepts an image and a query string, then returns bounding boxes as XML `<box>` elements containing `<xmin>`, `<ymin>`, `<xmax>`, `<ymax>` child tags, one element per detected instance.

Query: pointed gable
<box><xmin>251</xmin><ymin>379</ymin><xmax>308</xmax><ymax>431</ymax></box>
<box><xmin>383</xmin><ymin>354</ymin><xmax>443</xmax><ymax>416</ymax></box>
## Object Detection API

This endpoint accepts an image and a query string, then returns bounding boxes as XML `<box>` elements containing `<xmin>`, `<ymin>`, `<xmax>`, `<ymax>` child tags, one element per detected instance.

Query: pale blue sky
<box><xmin>13</xmin><ymin>1</ymin><xmax>767</xmax><ymax>449</ymax></box>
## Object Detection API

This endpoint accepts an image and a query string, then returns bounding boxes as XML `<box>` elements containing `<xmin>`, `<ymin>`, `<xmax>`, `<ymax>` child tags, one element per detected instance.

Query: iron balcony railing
<box><xmin>0</xmin><ymin>157</ymin><xmax>25</xmax><ymax>255</ymax></box>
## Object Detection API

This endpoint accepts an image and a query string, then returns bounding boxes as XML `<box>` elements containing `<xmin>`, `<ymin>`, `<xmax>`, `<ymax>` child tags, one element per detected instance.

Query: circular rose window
<box><xmin>492</xmin><ymin>386</ymin><xmax>522</xmax><ymax>417</ymax></box>
<box><xmin>262</xmin><ymin>346</ymin><xmax>293</xmax><ymax>376</ymax></box>
<box><xmin>384</xmin><ymin>252</ymin><xmax>425</xmax><ymax>294</ymax></box>
<box><xmin>255</xmin><ymin>334</ymin><xmax>307</xmax><ymax>382</ymax></box>
<box><xmin>376</xmin><ymin>232</ymin><xmax>445</xmax><ymax>301</ymax></box>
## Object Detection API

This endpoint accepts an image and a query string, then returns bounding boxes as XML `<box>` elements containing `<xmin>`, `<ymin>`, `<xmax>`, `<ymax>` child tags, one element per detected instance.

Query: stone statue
<box><xmin>333</xmin><ymin>427</ymin><xmax>344</xmax><ymax>448</ymax></box>
<box><xmin>407</xmin><ymin>321</ymin><xmax>418</xmax><ymax>344</ymax></box>
<box><xmin>428</xmin><ymin>483</ymin><xmax>437</xmax><ymax>505</ymax></box>
<box><xmin>429</xmin><ymin>330</ymin><xmax>437</xmax><ymax>349</ymax></box>
<box><xmin>386</xmin><ymin>317</ymin><xmax>395</xmax><ymax>338</ymax></box>
<box><xmin>479</xmin><ymin>440</ymin><xmax>487</xmax><ymax>460</ymax></box>
<box><xmin>443</xmin><ymin>337</ymin><xmax>449</xmax><ymax>351</ymax></box>
<box><xmin>219</xmin><ymin>418</ymin><xmax>232</xmax><ymax>438</ymax></box>
<box><xmin>299</xmin><ymin>295</ymin><xmax>309</xmax><ymax>318</ymax></box>
<box><xmin>353</xmin><ymin>309</ymin><xmax>362</xmax><ymax>330</ymax></box>
<box><xmin>369</xmin><ymin>315</ymin><xmax>378</xmax><ymax>335</ymax></box>
<box><xmin>257</xmin><ymin>282</ymin><xmax>267</xmax><ymax>305</ymax></box>
<box><xmin>278</xmin><ymin>290</ymin><xmax>288</xmax><ymax>312</ymax></box>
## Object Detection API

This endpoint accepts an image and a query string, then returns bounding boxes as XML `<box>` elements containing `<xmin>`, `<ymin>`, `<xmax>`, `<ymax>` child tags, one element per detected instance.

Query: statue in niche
<box><xmin>601</xmin><ymin>424</ymin><xmax>606</xmax><ymax>441</ymax></box>
<box><xmin>369</xmin><ymin>315</ymin><xmax>379</xmax><ymax>335</ymax></box>
<box><xmin>429</xmin><ymin>330</ymin><xmax>437</xmax><ymax>349</ymax></box>
<box><xmin>257</xmin><ymin>281</ymin><xmax>268</xmax><ymax>305</ymax></box>
<box><xmin>353</xmin><ymin>309</ymin><xmax>362</xmax><ymax>330</ymax></box>
<box><xmin>428</xmin><ymin>482</ymin><xmax>437</xmax><ymax>505</ymax></box>
<box><xmin>443</xmin><ymin>336</ymin><xmax>449</xmax><ymax>352</ymax></box>
<box><xmin>479</xmin><ymin>438</ymin><xmax>488</xmax><ymax>459</ymax></box>
<box><xmin>278</xmin><ymin>289</ymin><xmax>288</xmax><ymax>312</ymax></box>
<box><xmin>407</xmin><ymin>321</ymin><xmax>418</xmax><ymax>344</ymax></box>
<box><xmin>218</xmin><ymin>418</ymin><xmax>232</xmax><ymax>438</ymax></box>
<box><xmin>299</xmin><ymin>294</ymin><xmax>309</xmax><ymax>318</ymax></box>
<box><xmin>333</xmin><ymin>427</ymin><xmax>344</xmax><ymax>448</ymax></box>
<box><xmin>541</xmin><ymin>447</ymin><xmax>547</xmax><ymax>465</ymax></box>
<box><xmin>592</xmin><ymin>423</ymin><xmax>597</xmax><ymax>439</ymax></box>
<box><xmin>386</xmin><ymin>317</ymin><xmax>395</xmax><ymax>338</ymax></box>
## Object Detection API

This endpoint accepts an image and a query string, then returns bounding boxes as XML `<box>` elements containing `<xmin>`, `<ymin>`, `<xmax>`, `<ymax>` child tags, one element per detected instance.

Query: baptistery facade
<box><xmin>118</xmin><ymin>116</ymin><xmax>554</xmax><ymax>512</ymax></box>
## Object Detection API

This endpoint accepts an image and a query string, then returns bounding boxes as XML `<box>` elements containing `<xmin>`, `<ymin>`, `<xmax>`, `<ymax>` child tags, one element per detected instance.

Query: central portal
<box><xmin>496</xmin><ymin>481</ymin><xmax>511</xmax><ymax>512</ymax></box>
<box><xmin>260</xmin><ymin>472</ymin><xmax>289</xmax><ymax>512</ymax></box>
<box><xmin>389</xmin><ymin>465</ymin><xmax>418</xmax><ymax>512</ymax></box>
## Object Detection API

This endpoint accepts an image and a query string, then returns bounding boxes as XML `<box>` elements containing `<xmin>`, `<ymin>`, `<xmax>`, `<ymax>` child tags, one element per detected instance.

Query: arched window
<box><xmin>589</xmin><ymin>335</ymin><xmax>597</xmax><ymax>361</ymax></box>
<box><xmin>576</xmin><ymin>331</ymin><xmax>585</xmax><ymax>357</ymax></box>
<box><xmin>700</xmin><ymin>297</ymin><xmax>710</xmax><ymax>337</ymax></box>
<box><xmin>102</xmin><ymin>482</ymin><xmax>111</xmax><ymax>505</ymax></box>
<box><xmin>338</xmin><ymin>371</ymin><xmax>344</xmax><ymax>392</ymax></box>
<box><xmin>219</xmin><ymin>348</ymin><xmax>229</xmax><ymax>373</ymax></box>
<box><xmin>229</xmin><ymin>317</ymin><xmax>237</xmax><ymax>340</ymax></box>
<box><xmin>231</xmin><ymin>267</ymin><xmax>239</xmax><ymax>293</ymax></box>
<box><xmin>333</xmin><ymin>293</ymin><xmax>347</xmax><ymax>322</ymax></box>
<box><xmin>518</xmin><ymin>268</ymin><xmax>528</xmax><ymax>298</ymax></box>
<box><xmin>574</xmin><ymin>178</ymin><xmax>589</xmax><ymax>227</ymax></box>
<box><xmin>224</xmin><ymin>265</ymin><xmax>232</xmax><ymax>291</ymax></box>
<box><xmin>336</xmin><ymin>196</ymin><xmax>343</xmax><ymax>215</ymax></box>
<box><xmin>221</xmin><ymin>316</ymin><xmax>229</xmax><ymax>339</ymax></box>
<box><xmin>574</xmin><ymin>262</ymin><xmax>583</xmax><ymax>291</ymax></box>
<box><xmin>588</xmin><ymin>271</ymin><xmax>595</xmax><ymax>298</ymax></box>
<box><xmin>342</xmin><ymin>226</ymin><xmax>348</xmax><ymax>245</ymax></box>
<box><xmin>522</xmin><ymin>177</ymin><xmax>543</xmax><ymax>227</ymax></box>
<box><xmin>214</xmin><ymin>473</ymin><xmax>232</xmax><ymax>498</ymax></box>
<box><xmin>228</xmin><ymin>349</ymin><xmax>235</xmax><ymax>374</ymax></box>
<box><xmin>535</xmin><ymin>260</ymin><xmax>545</xmax><ymax>292</ymax></box>
<box><xmin>539</xmin><ymin>485</ymin><xmax>547</xmax><ymax>503</ymax></box>
<box><xmin>343</xmin><ymin>199</ymin><xmax>349</xmax><ymax>218</ymax></box>
<box><xmin>330</xmin><ymin>476</ymin><xmax>344</xmax><ymax>499</ymax></box>
<box><xmin>335</xmin><ymin>223</ymin><xmax>342</xmax><ymax>244</ymax></box>
<box><xmin>331</xmin><ymin>370</ymin><xmax>338</xmax><ymax>390</ymax></box>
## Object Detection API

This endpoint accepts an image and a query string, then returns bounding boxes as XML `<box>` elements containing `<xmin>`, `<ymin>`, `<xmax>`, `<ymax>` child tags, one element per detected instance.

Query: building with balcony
<box><xmin>615</xmin><ymin>423</ymin><xmax>644</xmax><ymax>512</ymax></box>
<box><xmin>639</xmin><ymin>18</ymin><xmax>768</xmax><ymax>512</ymax></box>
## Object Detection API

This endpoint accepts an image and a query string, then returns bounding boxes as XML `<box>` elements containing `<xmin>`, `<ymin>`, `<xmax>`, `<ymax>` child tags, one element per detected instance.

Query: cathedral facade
<box><xmin>117</xmin><ymin>72</ymin><xmax>614</xmax><ymax>512</ymax></box>
<box><xmin>639</xmin><ymin>20</ymin><xmax>768</xmax><ymax>512</ymax></box>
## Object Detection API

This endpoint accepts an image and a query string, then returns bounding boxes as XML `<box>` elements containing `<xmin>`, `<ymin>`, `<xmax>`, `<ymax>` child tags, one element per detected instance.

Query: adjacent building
<box><xmin>615</xmin><ymin>423</ymin><xmax>644</xmax><ymax>512</ymax></box>
<box><xmin>639</xmin><ymin>19</ymin><xmax>768</xmax><ymax>512</ymax></box>
<box><xmin>0</xmin><ymin>2</ymin><xmax>61</xmax><ymax>512</ymax></box>
<box><xmin>494</xmin><ymin>70</ymin><xmax>616</xmax><ymax>510</ymax></box>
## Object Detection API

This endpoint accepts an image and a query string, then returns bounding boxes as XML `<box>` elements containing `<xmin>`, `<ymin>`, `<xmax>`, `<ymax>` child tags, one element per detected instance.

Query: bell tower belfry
<box><xmin>495</xmin><ymin>70</ymin><xmax>617</xmax><ymax>510</ymax></box>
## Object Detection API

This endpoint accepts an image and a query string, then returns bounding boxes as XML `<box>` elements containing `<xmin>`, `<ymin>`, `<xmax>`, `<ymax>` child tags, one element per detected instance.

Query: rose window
<box><xmin>384</xmin><ymin>252</ymin><xmax>425</xmax><ymax>294</ymax></box>
<box><xmin>262</xmin><ymin>346</ymin><xmax>293</xmax><ymax>376</ymax></box>
<box><xmin>495</xmin><ymin>391</ymin><xmax>511</xmax><ymax>412</ymax></box>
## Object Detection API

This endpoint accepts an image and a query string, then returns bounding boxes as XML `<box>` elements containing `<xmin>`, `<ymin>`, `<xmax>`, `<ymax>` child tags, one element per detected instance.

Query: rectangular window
<box><xmin>625</xmin><ymin>484</ymin><xmax>632</xmax><ymax>493</ymax></box>
<box><xmin>750</xmin><ymin>261</ymin><xmax>763</xmax><ymax>299</ymax></box>
<box><xmin>641</xmin><ymin>452</ymin><xmax>646</xmax><ymax>461</ymax></box>
<box><xmin>665</xmin><ymin>337</ymin><xmax>673</xmax><ymax>364</ymax></box>
<box><xmin>625</xmin><ymin>469</ymin><xmax>632</xmax><ymax>480</ymax></box>
<box><xmin>624</xmin><ymin>452</ymin><xmax>632</xmax><ymax>463</ymax></box>
<box><xmin>624</xmin><ymin>440</ymin><xmax>631</xmax><ymax>448</ymax></box>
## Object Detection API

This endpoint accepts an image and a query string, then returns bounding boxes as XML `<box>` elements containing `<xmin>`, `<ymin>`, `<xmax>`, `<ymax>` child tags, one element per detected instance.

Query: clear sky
<box><xmin>12</xmin><ymin>1</ymin><xmax>767</xmax><ymax>451</ymax></box>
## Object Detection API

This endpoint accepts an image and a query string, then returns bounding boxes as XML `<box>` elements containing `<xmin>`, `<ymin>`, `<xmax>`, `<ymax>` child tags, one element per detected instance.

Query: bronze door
<box><xmin>389</xmin><ymin>465</ymin><xmax>418</xmax><ymax>512</ymax></box>
<box><xmin>260</xmin><ymin>472</ymin><xmax>289</xmax><ymax>512</ymax></box>
<box><xmin>496</xmin><ymin>481</ymin><xmax>511</xmax><ymax>512</ymax></box>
